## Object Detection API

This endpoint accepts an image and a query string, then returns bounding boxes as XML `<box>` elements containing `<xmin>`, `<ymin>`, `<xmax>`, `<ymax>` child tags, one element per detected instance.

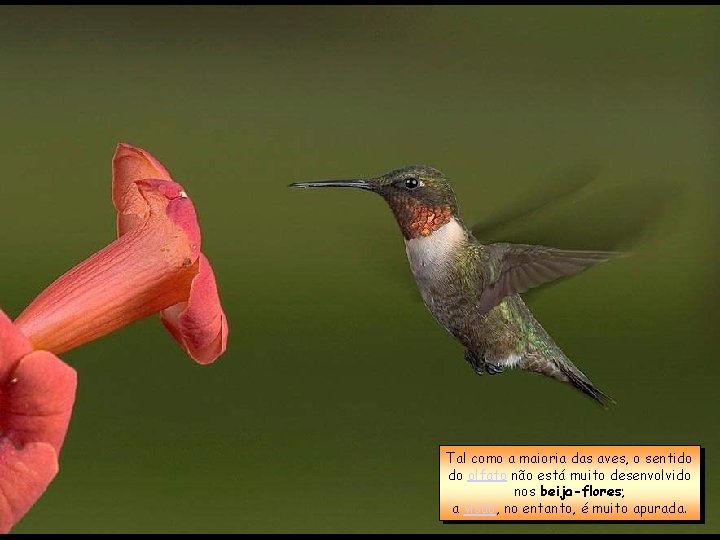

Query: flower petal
<box><xmin>161</xmin><ymin>253</ymin><xmax>228</xmax><ymax>364</ymax></box>
<box><xmin>1</xmin><ymin>351</ymin><xmax>77</xmax><ymax>454</ymax></box>
<box><xmin>140</xmin><ymin>179</ymin><xmax>201</xmax><ymax>261</ymax></box>
<box><xmin>0</xmin><ymin>440</ymin><xmax>59</xmax><ymax>534</ymax></box>
<box><xmin>0</xmin><ymin>310</ymin><xmax>76</xmax><ymax>534</ymax></box>
<box><xmin>112</xmin><ymin>143</ymin><xmax>173</xmax><ymax>236</ymax></box>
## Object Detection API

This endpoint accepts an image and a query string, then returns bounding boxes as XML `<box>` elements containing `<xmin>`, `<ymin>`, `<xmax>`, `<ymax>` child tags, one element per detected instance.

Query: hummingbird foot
<box><xmin>485</xmin><ymin>361</ymin><xmax>505</xmax><ymax>375</ymax></box>
<box><xmin>464</xmin><ymin>349</ymin><xmax>506</xmax><ymax>376</ymax></box>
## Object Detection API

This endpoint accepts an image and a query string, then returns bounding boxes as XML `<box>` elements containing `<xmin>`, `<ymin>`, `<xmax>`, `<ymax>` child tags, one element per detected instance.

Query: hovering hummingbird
<box><xmin>291</xmin><ymin>166</ymin><xmax>621</xmax><ymax>406</ymax></box>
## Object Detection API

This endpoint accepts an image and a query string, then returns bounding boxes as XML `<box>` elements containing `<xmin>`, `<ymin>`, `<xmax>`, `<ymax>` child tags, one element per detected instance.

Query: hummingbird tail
<box><xmin>556</xmin><ymin>359</ymin><xmax>615</xmax><ymax>409</ymax></box>
<box><xmin>522</xmin><ymin>349</ymin><xmax>615</xmax><ymax>408</ymax></box>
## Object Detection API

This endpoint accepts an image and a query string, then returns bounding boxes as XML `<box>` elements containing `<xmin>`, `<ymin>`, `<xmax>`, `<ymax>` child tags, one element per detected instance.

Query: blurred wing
<box><xmin>478</xmin><ymin>244</ymin><xmax>622</xmax><ymax>314</ymax></box>
<box><xmin>472</xmin><ymin>164</ymin><xmax>600</xmax><ymax>241</ymax></box>
<box><xmin>473</xmin><ymin>176</ymin><xmax>680</xmax><ymax>251</ymax></box>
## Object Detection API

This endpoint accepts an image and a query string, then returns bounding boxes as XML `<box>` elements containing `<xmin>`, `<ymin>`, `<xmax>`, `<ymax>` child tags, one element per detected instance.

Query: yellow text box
<box><xmin>439</xmin><ymin>445</ymin><xmax>702</xmax><ymax>522</ymax></box>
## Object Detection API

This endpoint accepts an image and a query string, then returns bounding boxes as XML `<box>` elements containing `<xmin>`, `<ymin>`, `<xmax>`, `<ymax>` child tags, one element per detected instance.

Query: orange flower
<box><xmin>1</xmin><ymin>144</ymin><xmax>228</xmax><ymax>532</ymax></box>
<box><xmin>15</xmin><ymin>144</ymin><xmax>228</xmax><ymax>363</ymax></box>
<box><xmin>0</xmin><ymin>311</ymin><xmax>75</xmax><ymax>534</ymax></box>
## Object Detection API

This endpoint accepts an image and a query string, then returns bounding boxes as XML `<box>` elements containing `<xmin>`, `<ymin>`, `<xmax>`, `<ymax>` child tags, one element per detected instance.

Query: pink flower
<box><xmin>0</xmin><ymin>310</ymin><xmax>76</xmax><ymax>534</ymax></box>
<box><xmin>1</xmin><ymin>144</ymin><xmax>228</xmax><ymax>532</ymax></box>
<box><xmin>15</xmin><ymin>143</ymin><xmax>228</xmax><ymax>364</ymax></box>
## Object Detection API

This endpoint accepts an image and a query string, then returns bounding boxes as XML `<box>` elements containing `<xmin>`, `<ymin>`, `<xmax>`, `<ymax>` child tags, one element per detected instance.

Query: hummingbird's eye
<box><xmin>404</xmin><ymin>177</ymin><xmax>420</xmax><ymax>189</ymax></box>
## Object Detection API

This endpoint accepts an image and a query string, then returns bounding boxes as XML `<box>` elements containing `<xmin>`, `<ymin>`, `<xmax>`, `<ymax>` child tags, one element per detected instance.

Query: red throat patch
<box><xmin>394</xmin><ymin>202</ymin><xmax>453</xmax><ymax>239</ymax></box>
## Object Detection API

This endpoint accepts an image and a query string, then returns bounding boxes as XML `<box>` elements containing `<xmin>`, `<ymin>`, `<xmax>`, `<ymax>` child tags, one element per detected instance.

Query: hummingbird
<box><xmin>290</xmin><ymin>165</ymin><xmax>621</xmax><ymax>406</ymax></box>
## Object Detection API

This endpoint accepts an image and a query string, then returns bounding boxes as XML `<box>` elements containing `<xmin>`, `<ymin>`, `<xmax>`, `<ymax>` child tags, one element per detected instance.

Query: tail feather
<box><xmin>556</xmin><ymin>359</ymin><xmax>615</xmax><ymax>408</ymax></box>
<box><xmin>522</xmin><ymin>349</ymin><xmax>615</xmax><ymax>408</ymax></box>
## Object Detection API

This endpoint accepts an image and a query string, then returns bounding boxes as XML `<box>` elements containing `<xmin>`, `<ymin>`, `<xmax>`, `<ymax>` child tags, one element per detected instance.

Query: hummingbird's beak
<box><xmin>289</xmin><ymin>178</ymin><xmax>375</xmax><ymax>191</ymax></box>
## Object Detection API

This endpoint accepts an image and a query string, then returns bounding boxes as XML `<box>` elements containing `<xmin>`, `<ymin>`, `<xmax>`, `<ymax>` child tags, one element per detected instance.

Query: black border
<box><xmin>439</xmin><ymin>445</ymin><xmax>705</xmax><ymax>525</ymax></box>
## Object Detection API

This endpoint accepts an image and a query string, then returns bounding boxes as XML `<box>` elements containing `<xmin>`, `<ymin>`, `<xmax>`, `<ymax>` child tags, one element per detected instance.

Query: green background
<box><xmin>1</xmin><ymin>6</ymin><xmax>717</xmax><ymax>533</ymax></box>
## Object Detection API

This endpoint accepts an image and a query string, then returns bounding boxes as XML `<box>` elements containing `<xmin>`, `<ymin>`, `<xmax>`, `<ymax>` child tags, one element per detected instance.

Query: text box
<box><xmin>439</xmin><ymin>445</ymin><xmax>703</xmax><ymax>522</ymax></box>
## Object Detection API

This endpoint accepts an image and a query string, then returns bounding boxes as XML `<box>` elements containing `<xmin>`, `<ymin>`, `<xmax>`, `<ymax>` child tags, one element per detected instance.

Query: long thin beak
<box><xmin>289</xmin><ymin>178</ymin><xmax>375</xmax><ymax>191</ymax></box>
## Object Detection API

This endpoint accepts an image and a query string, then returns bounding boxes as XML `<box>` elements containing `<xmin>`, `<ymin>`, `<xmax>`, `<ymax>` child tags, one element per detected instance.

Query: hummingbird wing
<box><xmin>477</xmin><ymin>244</ymin><xmax>622</xmax><ymax>315</ymax></box>
<box><xmin>472</xmin><ymin>175</ymin><xmax>680</xmax><ymax>251</ymax></box>
<box><xmin>471</xmin><ymin>164</ymin><xmax>600</xmax><ymax>241</ymax></box>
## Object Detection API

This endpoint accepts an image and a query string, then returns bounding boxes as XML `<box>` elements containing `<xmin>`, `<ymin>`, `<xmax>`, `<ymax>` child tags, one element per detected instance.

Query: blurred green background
<box><xmin>1</xmin><ymin>6</ymin><xmax>717</xmax><ymax>533</ymax></box>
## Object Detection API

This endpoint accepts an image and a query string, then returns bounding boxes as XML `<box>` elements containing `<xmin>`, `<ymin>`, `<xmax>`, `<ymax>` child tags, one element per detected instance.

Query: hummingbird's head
<box><xmin>291</xmin><ymin>164</ymin><xmax>459</xmax><ymax>239</ymax></box>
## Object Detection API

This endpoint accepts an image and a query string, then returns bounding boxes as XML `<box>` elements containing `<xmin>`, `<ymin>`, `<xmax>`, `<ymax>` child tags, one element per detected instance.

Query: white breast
<box><xmin>404</xmin><ymin>217</ymin><xmax>466</xmax><ymax>281</ymax></box>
